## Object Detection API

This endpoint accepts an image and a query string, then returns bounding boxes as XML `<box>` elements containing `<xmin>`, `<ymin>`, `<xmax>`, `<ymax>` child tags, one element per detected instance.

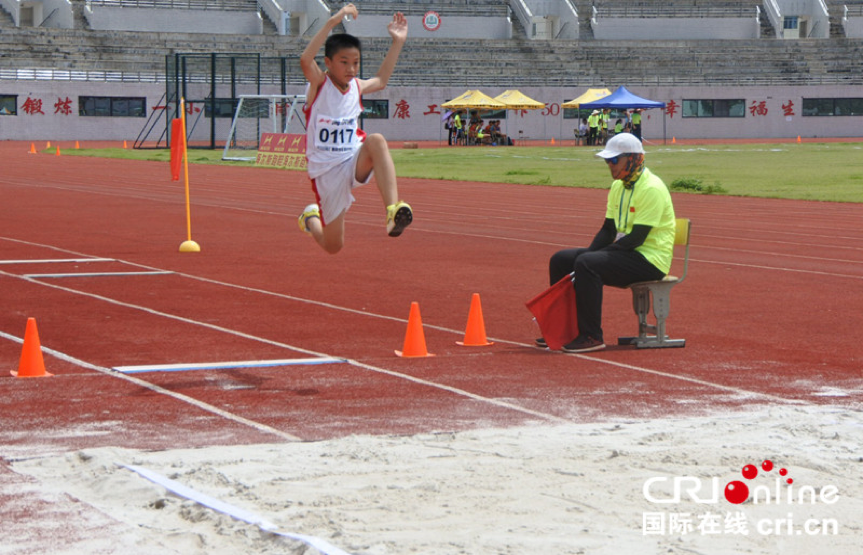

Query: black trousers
<box><xmin>549</xmin><ymin>247</ymin><xmax>665</xmax><ymax>341</ymax></box>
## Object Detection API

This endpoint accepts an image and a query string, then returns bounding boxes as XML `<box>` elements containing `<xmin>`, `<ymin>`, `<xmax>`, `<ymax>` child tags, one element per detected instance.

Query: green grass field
<box><xmin>64</xmin><ymin>142</ymin><xmax>863</xmax><ymax>203</ymax></box>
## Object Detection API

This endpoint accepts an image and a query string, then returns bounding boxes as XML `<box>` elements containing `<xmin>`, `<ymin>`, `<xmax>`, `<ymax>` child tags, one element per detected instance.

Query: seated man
<box><xmin>540</xmin><ymin>133</ymin><xmax>676</xmax><ymax>353</ymax></box>
<box><xmin>489</xmin><ymin>120</ymin><xmax>506</xmax><ymax>144</ymax></box>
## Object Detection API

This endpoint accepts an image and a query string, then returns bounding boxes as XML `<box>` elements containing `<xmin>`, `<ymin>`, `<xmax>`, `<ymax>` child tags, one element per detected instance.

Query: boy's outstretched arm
<box><xmin>300</xmin><ymin>4</ymin><xmax>358</xmax><ymax>88</ymax></box>
<box><xmin>360</xmin><ymin>12</ymin><xmax>407</xmax><ymax>95</ymax></box>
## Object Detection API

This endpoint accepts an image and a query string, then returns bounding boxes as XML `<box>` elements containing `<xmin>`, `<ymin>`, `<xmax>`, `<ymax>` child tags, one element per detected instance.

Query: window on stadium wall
<box><xmin>361</xmin><ymin>99</ymin><xmax>389</xmax><ymax>119</ymax></box>
<box><xmin>205</xmin><ymin>99</ymin><xmax>241</xmax><ymax>118</ymax></box>
<box><xmin>802</xmin><ymin>98</ymin><xmax>863</xmax><ymax>116</ymax></box>
<box><xmin>0</xmin><ymin>95</ymin><xmax>16</xmax><ymax>115</ymax></box>
<box><xmin>79</xmin><ymin>96</ymin><xmax>146</xmax><ymax>117</ymax></box>
<box><xmin>682</xmin><ymin>99</ymin><xmax>745</xmax><ymax>118</ymax></box>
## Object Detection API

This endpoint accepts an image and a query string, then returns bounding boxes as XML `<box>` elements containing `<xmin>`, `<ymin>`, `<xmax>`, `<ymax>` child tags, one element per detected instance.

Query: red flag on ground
<box><xmin>525</xmin><ymin>273</ymin><xmax>578</xmax><ymax>350</ymax></box>
<box><xmin>170</xmin><ymin>118</ymin><xmax>185</xmax><ymax>181</ymax></box>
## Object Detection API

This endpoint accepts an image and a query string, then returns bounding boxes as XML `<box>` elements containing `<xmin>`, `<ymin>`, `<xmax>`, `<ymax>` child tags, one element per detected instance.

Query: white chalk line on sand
<box><xmin>121</xmin><ymin>464</ymin><xmax>353</xmax><ymax>555</ymax></box>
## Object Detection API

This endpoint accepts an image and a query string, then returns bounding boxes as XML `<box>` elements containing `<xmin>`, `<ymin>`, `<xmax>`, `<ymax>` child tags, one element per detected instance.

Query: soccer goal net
<box><xmin>222</xmin><ymin>94</ymin><xmax>306</xmax><ymax>161</ymax></box>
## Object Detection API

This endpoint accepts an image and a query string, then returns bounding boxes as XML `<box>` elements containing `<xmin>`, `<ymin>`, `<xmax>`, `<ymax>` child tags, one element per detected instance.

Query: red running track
<box><xmin>1</xmin><ymin>140</ymin><xmax>861</xmax><ymax>458</ymax></box>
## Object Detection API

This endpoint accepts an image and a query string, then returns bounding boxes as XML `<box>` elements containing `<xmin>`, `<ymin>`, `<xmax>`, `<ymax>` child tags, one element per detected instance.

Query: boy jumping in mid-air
<box><xmin>298</xmin><ymin>3</ymin><xmax>412</xmax><ymax>254</ymax></box>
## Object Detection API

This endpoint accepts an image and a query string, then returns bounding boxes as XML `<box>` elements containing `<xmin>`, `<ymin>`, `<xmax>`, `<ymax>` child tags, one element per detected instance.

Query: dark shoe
<box><xmin>386</xmin><ymin>201</ymin><xmax>413</xmax><ymax>237</ymax></box>
<box><xmin>562</xmin><ymin>335</ymin><xmax>606</xmax><ymax>353</ymax></box>
<box><xmin>535</xmin><ymin>337</ymin><xmax>547</xmax><ymax>348</ymax></box>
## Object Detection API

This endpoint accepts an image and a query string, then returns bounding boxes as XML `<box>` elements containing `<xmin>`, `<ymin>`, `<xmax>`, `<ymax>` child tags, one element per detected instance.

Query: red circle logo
<box><xmin>422</xmin><ymin>11</ymin><xmax>441</xmax><ymax>32</ymax></box>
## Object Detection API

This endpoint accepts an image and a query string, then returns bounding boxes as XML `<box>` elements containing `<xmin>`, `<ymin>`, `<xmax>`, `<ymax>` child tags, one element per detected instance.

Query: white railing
<box><xmin>1</xmin><ymin>0</ymin><xmax>19</xmax><ymax>25</ymax></box>
<box><xmin>304</xmin><ymin>0</ymin><xmax>330</xmax><ymax>36</ymax></box>
<box><xmin>509</xmin><ymin>0</ymin><xmax>533</xmax><ymax>37</ymax></box>
<box><xmin>256</xmin><ymin>0</ymin><xmax>284</xmax><ymax>34</ymax></box>
<box><xmin>4</xmin><ymin>66</ymin><xmax>862</xmax><ymax>87</ymax></box>
<box><xmin>86</xmin><ymin>0</ymin><xmax>256</xmax><ymax>10</ymax></box>
<box><xmin>594</xmin><ymin>4</ymin><xmax>756</xmax><ymax>18</ymax></box>
<box><xmin>763</xmin><ymin>0</ymin><xmax>782</xmax><ymax>38</ymax></box>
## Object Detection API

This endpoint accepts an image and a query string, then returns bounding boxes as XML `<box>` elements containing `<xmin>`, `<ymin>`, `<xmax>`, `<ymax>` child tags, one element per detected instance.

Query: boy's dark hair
<box><xmin>325</xmin><ymin>33</ymin><xmax>362</xmax><ymax>59</ymax></box>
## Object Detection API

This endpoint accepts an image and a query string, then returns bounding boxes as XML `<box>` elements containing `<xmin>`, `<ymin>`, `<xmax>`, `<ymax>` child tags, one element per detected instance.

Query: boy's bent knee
<box><xmin>364</xmin><ymin>133</ymin><xmax>389</xmax><ymax>150</ymax></box>
<box><xmin>317</xmin><ymin>231</ymin><xmax>344</xmax><ymax>254</ymax></box>
<box><xmin>321</xmin><ymin>239</ymin><xmax>343</xmax><ymax>254</ymax></box>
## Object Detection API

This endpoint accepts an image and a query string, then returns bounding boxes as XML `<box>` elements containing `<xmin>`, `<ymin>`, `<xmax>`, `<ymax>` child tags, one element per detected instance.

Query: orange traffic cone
<box><xmin>797</xmin><ymin>135</ymin><xmax>802</xmax><ymax>143</ymax></box>
<box><xmin>550</xmin><ymin>137</ymin><xmax>556</xmax><ymax>145</ymax></box>
<box><xmin>672</xmin><ymin>137</ymin><xmax>676</xmax><ymax>144</ymax></box>
<box><xmin>29</xmin><ymin>142</ymin><xmax>36</xmax><ymax>154</ymax></box>
<box><xmin>55</xmin><ymin>146</ymin><xmax>61</xmax><ymax>156</ymax></box>
<box><xmin>11</xmin><ymin>318</ymin><xmax>52</xmax><ymax>378</ymax></box>
<box><xmin>46</xmin><ymin>141</ymin><xmax>51</xmax><ymax>149</ymax></box>
<box><xmin>123</xmin><ymin>140</ymin><xmax>128</xmax><ymax>149</ymax></box>
<box><xmin>75</xmin><ymin>140</ymin><xmax>80</xmax><ymax>149</ymax></box>
<box><xmin>395</xmin><ymin>302</ymin><xmax>434</xmax><ymax>357</ymax></box>
<box><xmin>457</xmin><ymin>293</ymin><xmax>493</xmax><ymax>346</ymax></box>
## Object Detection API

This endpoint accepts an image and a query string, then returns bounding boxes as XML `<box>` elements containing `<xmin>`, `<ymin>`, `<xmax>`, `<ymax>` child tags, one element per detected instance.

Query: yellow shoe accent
<box><xmin>298</xmin><ymin>203</ymin><xmax>320</xmax><ymax>234</ymax></box>
<box><xmin>386</xmin><ymin>201</ymin><xmax>413</xmax><ymax>237</ymax></box>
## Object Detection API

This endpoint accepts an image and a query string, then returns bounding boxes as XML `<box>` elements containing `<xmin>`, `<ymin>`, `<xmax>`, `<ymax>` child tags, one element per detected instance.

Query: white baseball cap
<box><xmin>595</xmin><ymin>133</ymin><xmax>644</xmax><ymax>159</ymax></box>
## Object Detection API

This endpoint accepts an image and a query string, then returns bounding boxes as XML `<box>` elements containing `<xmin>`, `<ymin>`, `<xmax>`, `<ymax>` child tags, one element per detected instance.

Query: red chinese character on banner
<box><xmin>394</xmin><ymin>99</ymin><xmax>410</xmax><ymax>119</ymax></box>
<box><xmin>664</xmin><ymin>100</ymin><xmax>679</xmax><ymax>118</ymax></box>
<box><xmin>782</xmin><ymin>100</ymin><xmax>795</xmax><ymax>117</ymax></box>
<box><xmin>54</xmin><ymin>97</ymin><xmax>73</xmax><ymax>116</ymax></box>
<box><xmin>748</xmin><ymin>100</ymin><xmax>768</xmax><ymax>117</ymax></box>
<box><xmin>22</xmin><ymin>97</ymin><xmax>45</xmax><ymax>115</ymax></box>
<box><xmin>423</xmin><ymin>104</ymin><xmax>441</xmax><ymax>115</ymax></box>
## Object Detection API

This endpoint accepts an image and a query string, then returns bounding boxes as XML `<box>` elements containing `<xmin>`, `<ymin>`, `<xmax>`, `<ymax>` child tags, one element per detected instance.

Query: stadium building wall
<box><xmin>846</xmin><ymin>14</ymin><xmax>863</xmax><ymax>38</ymax></box>
<box><xmin>592</xmin><ymin>17</ymin><xmax>759</xmax><ymax>41</ymax></box>
<box><xmin>83</xmin><ymin>6</ymin><xmax>263</xmax><ymax>34</ymax></box>
<box><xmin>2</xmin><ymin>80</ymin><xmax>861</xmax><ymax>143</ymax></box>
<box><xmin>343</xmin><ymin>15</ymin><xmax>512</xmax><ymax>40</ymax></box>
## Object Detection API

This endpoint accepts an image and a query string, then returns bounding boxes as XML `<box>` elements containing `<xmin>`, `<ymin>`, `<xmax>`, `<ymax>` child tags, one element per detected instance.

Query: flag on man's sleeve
<box><xmin>525</xmin><ymin>273</ymin><xmax>578</xmax><ymax>351</ymax></box>
<box><xmin>170</xmin><ymin>118</ymin><xmax>185</xmax><ymax>181</ymax></box>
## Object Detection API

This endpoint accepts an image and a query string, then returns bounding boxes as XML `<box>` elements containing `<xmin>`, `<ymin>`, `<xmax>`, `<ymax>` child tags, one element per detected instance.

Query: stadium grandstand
<box><xmin>1</xmin><ymin>0</ymin><xmax>862</xmax><ymax>144</ymax></box>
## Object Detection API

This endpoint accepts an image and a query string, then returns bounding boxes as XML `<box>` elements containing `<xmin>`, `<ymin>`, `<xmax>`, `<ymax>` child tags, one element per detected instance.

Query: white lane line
<box><xmin>0</xmin><ymin>328</ymin><xmax>302</xmax><ymax>442</ymax></box>
<box><xmin>24</xmin><ymin>271</ymin><xmax>173</xmax><ymax>278</ymax></box>
<box><xmin>0</xmin><ymin>258</ymin><xmax>114</xmax><ymax>264</ymax></box>
<box><xmin>1</xmin><ymin>269</ymin><xmax>572</xmax><ymax>425</ymax></box>
<box><xmin>0</xmin><ymin>240</ymin><xmax>830</xmax><ymax>414</ymax></box>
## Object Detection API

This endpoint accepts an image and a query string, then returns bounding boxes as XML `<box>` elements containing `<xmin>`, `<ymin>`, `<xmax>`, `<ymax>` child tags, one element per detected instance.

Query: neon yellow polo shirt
<box><xmin>605</xmin><ymin>167</ymin><xmax>676</xmax><ymax>274</ymax></box>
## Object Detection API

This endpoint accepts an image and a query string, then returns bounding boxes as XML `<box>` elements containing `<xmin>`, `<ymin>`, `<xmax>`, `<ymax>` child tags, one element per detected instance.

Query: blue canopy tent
<box><xmin>579</xmin><ymin>86</ymin><xmax>667</xmax><ymax>144</ymax></box>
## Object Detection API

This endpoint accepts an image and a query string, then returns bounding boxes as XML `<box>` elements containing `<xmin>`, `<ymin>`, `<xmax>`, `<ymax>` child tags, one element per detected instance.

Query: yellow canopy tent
<box><xmin>493</xmin><ymin>89</ymin><xmax>546</xmax><ymax>110</ymax></box>
<box><xmin>442</xmin><ymin>89</ymin><xmax>506</xmax><ymax>110</ymax></box>
<box><xmin>442</xmin><ymin>90</ymin><xmax>506</xmax><ymax>145</ymax></box>
<box><xmin>562</xmin><ymin>88</ymin><xmax>612</xmax><ymax>108</ymax></box>
<box><xmin>492</xmin><ymin>90</ymin><xmax>546</xmax><ymax>145</ymax></box>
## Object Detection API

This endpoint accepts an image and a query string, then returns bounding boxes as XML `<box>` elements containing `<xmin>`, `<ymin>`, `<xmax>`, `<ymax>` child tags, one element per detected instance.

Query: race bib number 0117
<box><xmin>314</xmin><ymin>115</ymin><xmax>359</xmax><ymax>153</ymax></box>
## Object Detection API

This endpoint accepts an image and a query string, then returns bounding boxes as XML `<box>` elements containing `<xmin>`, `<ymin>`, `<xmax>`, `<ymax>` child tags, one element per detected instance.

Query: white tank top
<box><xmin>303</xmin><ymin>76</ymin><xmax>366</xmax><ymax>179</ymax></box>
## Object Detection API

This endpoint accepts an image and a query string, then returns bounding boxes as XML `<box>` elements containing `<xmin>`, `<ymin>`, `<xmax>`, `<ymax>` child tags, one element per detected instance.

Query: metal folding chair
<box><xmin>618</xmin><ymin>218</ymin><xmax>691</xmax><ymax>348</ymax></box>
